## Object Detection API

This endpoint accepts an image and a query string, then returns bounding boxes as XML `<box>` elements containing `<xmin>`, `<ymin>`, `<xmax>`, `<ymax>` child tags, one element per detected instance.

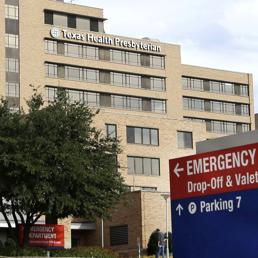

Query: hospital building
<box><xmin>0</xmin><ymin>0</ymin><xmax>255</xmax><ymax>255</ymax></box>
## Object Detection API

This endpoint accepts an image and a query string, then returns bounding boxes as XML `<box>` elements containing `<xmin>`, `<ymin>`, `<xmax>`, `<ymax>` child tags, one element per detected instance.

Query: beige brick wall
<box><xmin>141</xmin><ymin>192</ymin><xmax>172</xmax><ymax>248</ymax></box>
<box><xmin>103</xmin><ymin>191</ymin><xmax>142</xmax><ymax>256</ymax></box>
<box><xmin>58</xmin><ymin>217</ymin><xmax>72</xmax><ymax>249</ymax></box>
<box><xmin>100</xmin><ymin>191</ymin><xmax>172</xmax><ymax>254</ymax></box>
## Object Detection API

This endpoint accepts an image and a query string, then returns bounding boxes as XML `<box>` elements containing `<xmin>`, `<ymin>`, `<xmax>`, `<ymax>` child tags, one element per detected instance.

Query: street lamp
<box><xmin>161</xmin><ymin>193</ymin><xmax>170</xmax><ymax>258</ymax></box>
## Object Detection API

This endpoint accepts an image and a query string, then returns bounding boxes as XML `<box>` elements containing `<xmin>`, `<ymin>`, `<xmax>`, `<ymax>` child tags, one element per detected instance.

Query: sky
<box><xmin>66</xmin><ymin>0</ymin><xmax>258</xmax><ymax>112</ymax></box>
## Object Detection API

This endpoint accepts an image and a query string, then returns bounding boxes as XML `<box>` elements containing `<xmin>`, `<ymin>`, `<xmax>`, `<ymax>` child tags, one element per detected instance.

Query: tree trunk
<box><xmin>22</xmin><ymin>223</ymin><xmax>31</xmax><ymax>248</ymax></box>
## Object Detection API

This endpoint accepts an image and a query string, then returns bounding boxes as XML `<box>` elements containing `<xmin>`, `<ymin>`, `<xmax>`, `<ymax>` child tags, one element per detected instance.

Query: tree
<box><xmin>0</xmin><ymin>89</ymin><xmax>125</xmax><ymax>246</ymax></box>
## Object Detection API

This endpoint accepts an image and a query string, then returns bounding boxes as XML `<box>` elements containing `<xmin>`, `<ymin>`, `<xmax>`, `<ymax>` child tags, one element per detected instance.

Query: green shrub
<box><xmin>0</xmin><ymin>246</ymin><xmax>118</xmax><ymax>257</ymax></box>
<box><xmin>17</xmin><ymin>247</ymin><xmax>46</xmax><ymax>256</ymax></box>
<box><xmin>51</xmin><ymin>246</ymin><xmax>119</xmax><ymax>258</ymax></box>
<box><xmin>0</xmin><ymin>245</ymin><xmax>46</xmax><ymax>256</ymax></box>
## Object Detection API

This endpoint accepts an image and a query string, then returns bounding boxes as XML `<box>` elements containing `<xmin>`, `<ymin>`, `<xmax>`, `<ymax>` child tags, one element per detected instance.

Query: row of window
<box><xmin>182</xmin><ymin>77</ymin><xmax>249</xmax><ymax>97</ymax></box>
<box><xmin>107</xmin><ymin>123</ymin><xmax>193</xmax><ymax>150</ymax></box>
<box><xmin>183</xmin><ymin>97</ymin><xmax>250</xmax><ymax>116</ymax></box>
<box><xmin>46</xmin><ymin>87</ymin><xmax>166</xmax><ymax>114</ymax></box>
<box><xmin>44</xmin><ymin>10</ymin><xmax>104</xmax><ymax>33</ymax></box>
<box><xmin>184</xmin><ymin>117</ymin><xmax>250</xmax><ymax>134</ymax></box>
<box><xmin>106</xmin><ymin>126</ymin><xmax>193</xmax><ymax>177</ymax></box>
<box><xmin>45</xmin><ymin>63</ymin><xmax>165</xmax><ymax>91</ymax></box>
<box><xmin>45</xmin><ymin>40</ymin><xmax>165</xmax><ymax>69</ymax></box>
<box><xmin>5</xmin><ymin>3</ymin><xmax>20</xmax><ymax>110</ymax></box>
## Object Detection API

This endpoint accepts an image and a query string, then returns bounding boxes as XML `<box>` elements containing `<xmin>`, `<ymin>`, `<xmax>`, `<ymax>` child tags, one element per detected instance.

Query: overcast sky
<box><xmin>67</xmin><ymin>0</ymin><xmax>258</xmax><ymax>112</ymax></box>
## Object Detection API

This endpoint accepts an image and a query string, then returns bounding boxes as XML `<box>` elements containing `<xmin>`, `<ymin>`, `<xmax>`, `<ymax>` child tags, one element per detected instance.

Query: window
<box><xmin>111</xmin><ymin>72</ymin><xmax>125</xmax><ymax>86</ymax></box>
<box><xmin>5</xmin><ymin>58</ymin><xmax>19</xmax><ymax>72</ymax></box>
<box><xmin>111</xmin><ymin>50</ymin><xmax>125</xmax><ymax>64</ymax></box>
<box><xmin>98</xmin><ymin>21</ymin><xmax>104</xmax><ymax>33</ymax></box>
<box><xmin>151</xmin><ymin>100</ymin><xmax>166</xmax><ymax>113</ymax></box>
<box><xmin>225</xmin><ymin>122</ymin><xmax>236</xmax><ymax>133</ymax></box>
<box><xmin>67</xmin><ymin>15</ymin><xmax>76</xmax><ymax>28</ymax></box>
<box><xmin>240</xmin><ymin>85</ymin><xmax>248</xmax><ymax>96</ymax></box>
<box><xmin>45</xmin><ymin>40</ymin><xmax>57</xmax><ymax>54</ymax></box>
<box><xmin>83</xmin><ymin>45</ymin><xmax>99</xmax><ymax>60</ymax></box>
<box><xmin>185</xmin><ymin>116</ymin><xmax>250</xmax><ymax>134</ymax></box>
<box><xmin>6</xmin><ymin>82</ymin><xmax>19</xmax><ymax>97</ymax></box>
<box><xmin>5</xmin><ymin>34</ymin><xmax>18</xmax><ymax>48</ymax></box>
<box><xmin>127</xmin><ymin>74</ymin><xmax>141</xmax><ymax>88</ymax></box>
<box><xmin>150</xmin><ymin>55</ymin><xmax>165</xmax><ymax>69</ymax></box>
<box><xmin>111</xmin><ymin>95</ymin><xmax>126</xmax><ymax>109</ymax></box>
<box><xmin>53</xmin><ymin>13</ymin><xmax>67</xmax><ymax>27</ymax></box>
<box><xmin>65</xmin><ymin>66</ymin><xmax>83</xmax><ymax>81</ymax></box>
<box><xmin>241</xmin><ymin>104</ymin><xmax>249</xmax><ymax>116</ymax></box>
<box><xmin>106</xmin><ymin>124</ymin><xmax>117</xmax><ymax>138</ymax></box>
<box><xmin>99</xmin><ymin>48</ymin><xmax>110</xmax><ymax>61</ymax></box>
<box><xmin>210</xmin><ymin>81</ymin><xmax>221</xmax><ymax>93</ymax></box>
<box><xmin>127</xmin><ymin>52</ymin><xmax>140</xmax><ymax>66</ymax></box>
<box><xmin>183</xmin><ymin>97</ymin><xmax>204</xmax><ymax>111</ymax></box>
<box><xmin>110</xmin><ymin>225</ymin><xmax>128</xmax><ymax>246</ymax></box>
<box><xmin>127</xmin><ymin>97</ymin><xmax>142</xmax><ymax>111</ymax></box>
<box><xmin>183</xmin><ymin>76</ymin><xmax>249</xmax><ymax>97</ymax></box>
<box><xmin>151</xmin><ymin>77</ymin><xmax>165</xmax><ymax>91</ymax></box>
<box><xmin>65</xmin><ymin>43</ymin><xmax>82</xmax><ymax>58</ymax></box>
<box><xmin>177</xmin><ymin>131</ymin><xmax>193</xmax><ymax>149</ymax></box>
<box><xmin>90</xmin><ymin>19</ymin><xmax>99</xmax><ymax>32</ymax></box>
<box><xmin>67</xmin><ymin>89</ymin><xmax>84</xmax><ymax>104</ymax></box>
<box><xmin>127</xmin><ymin>156</ymin><xmax>160</xmax><ymax>176</ymax></box>
<box><xmin>126</xmin><ymin>126</ymin><xmax>159</xmax><ymax>146</ymax></box>
<box><xmin>85</xmin><ymin>92</ymin><xmax>99</xmax><ymax>106</ymax></box>
<box><xmin>223</xmin><ymin>102</ymin><xmax>235</xmax><ymax>115</ymax></box>
<box><xmin>46</xmin><ymin>87</ymin><xmax>57</xmax><ymax>102</ymax></box>
<box><xmin>140</xmin><ymin>54</ymin><xmax>150</xmax><ymax>67</ymax></box>
<box><xmin>84</xmin><ymin>69</ymin><xmax>99</xmax><ymax>83</ymax></box>
<box><xmin>223</xmin><ymin>83</ymin><xmax>234</xmax><ymax>94</ymax></box>
<box><xmin>99</xmin><ymin>71</ymin><xmax>111</xmax><ymax>84</ymax></box>
<box><xmin>44</xmin><ymin>10</ymin><xmax>53</xmax><ymax>25</ymax></box>
<box><xmin>182</xmin><ymin>77</ymin><xmax>203</xmax><ymax>91</ymax></box>
<box><xmin>5</xmin><ymin>5</ymin><xmax>18</xmax><ymax>19</ymax></box>
<box><xmin>242</xmin><ymin>124</ymin><xmax>250</xmax><ymax>133</ymax></box>
<box><xmin>211</xmin><ymin>101</ymin><xmax>223</xmax><ymax>113</ymax></box>
<box><xmin>77</xmin><ymin>17</ymin><xmax>90</xmax><ymax>30</ymax></box>
<box><xmin>192</xmin><ymin>78</ymin><xmax>203</xmax><ymax>91</ymax></box>
<box><xmin>185</xmin><ymin>97</ymin><xmax>248</xmax><ymax>116</ymax></box>
<box><xmin>45</xmin><ymin>63</ymin><xmax>58</xmax><ymax>78</ymax></box>
<box><xmin>210</xmin><ymin>121</ymin><xmax>236</xmax><ymax>134</ymax></box>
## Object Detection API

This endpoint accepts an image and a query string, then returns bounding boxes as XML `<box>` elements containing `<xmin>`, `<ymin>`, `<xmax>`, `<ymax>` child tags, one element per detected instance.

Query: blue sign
<box><xmin>170</xmin><ymin>143</ymin><xmax>258</xmax><ymax>258</ymax></box>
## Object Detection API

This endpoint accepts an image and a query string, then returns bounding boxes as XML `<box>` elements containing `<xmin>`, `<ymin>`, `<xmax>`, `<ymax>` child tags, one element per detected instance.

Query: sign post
<box><xmin>169</xmin><ymin>142</ymin><xmax>258</xmax><ymax>258</ymax></box>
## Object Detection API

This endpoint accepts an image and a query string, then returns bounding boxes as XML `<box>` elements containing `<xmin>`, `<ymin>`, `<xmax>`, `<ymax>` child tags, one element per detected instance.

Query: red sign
<box><xmin>170</xmin><ymin>142</ymin><xmax>258</xmax><ymax>200</ymax></box>
<box><xmin>19</xmin><ymin>224</ymin><xmax>64</xmax><ymax>248</ymax></box>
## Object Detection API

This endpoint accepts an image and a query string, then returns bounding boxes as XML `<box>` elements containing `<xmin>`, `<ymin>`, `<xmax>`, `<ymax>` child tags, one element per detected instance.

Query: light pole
<box><xmin>161</xmin><ymin>193</ymin><xmax>170</xmax><ymax>258</ymax></box>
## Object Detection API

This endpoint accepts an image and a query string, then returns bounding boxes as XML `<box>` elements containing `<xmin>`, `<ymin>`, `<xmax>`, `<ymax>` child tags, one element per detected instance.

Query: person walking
<box><xmin>155</xmin><ymin>229</ymin><xmax>165</xmax><ymax>258</ymax></box>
